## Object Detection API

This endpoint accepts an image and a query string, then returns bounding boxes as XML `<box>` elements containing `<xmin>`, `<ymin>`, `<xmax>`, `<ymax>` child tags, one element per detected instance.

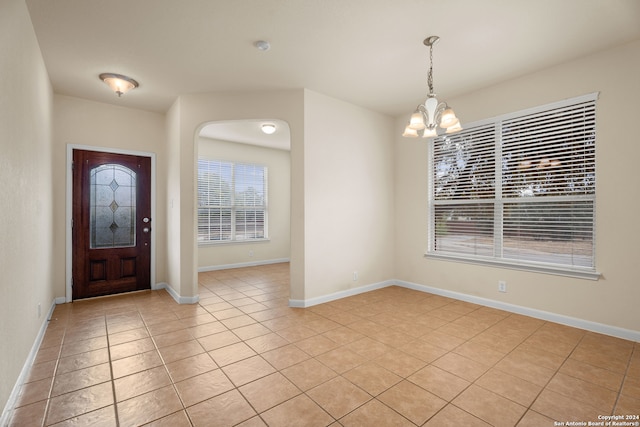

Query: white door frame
<box><xmin>65</xmin><ymin>144</ymin><xmax>157</xmax><ymax>302</ymax></box>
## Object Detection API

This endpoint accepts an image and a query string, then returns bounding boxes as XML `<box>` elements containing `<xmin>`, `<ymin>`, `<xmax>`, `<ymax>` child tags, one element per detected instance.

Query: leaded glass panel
<box><xmin>90</xmin><ymin>164</ymin><xmax>136</xmax><ymax>248</ymax></box>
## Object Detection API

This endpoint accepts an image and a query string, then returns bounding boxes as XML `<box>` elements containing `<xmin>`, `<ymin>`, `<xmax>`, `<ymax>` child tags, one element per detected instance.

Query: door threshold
<box><xmin>72</xmin><ymin>289</ymin><xmax>152</xmax><ymax>302</ymax></box>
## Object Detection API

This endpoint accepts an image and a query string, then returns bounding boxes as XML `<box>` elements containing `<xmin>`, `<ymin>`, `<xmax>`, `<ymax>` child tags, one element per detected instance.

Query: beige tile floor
<box><xmin>8</xmin><ymin>263</ymin><xmax>640</xmax><ymax>426</ymax></box>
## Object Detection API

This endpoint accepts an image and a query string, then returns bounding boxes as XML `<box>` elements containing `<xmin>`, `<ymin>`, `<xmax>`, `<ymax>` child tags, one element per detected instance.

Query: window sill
<box><xmin>199</xmin><ymin>238</ymin><xmax>271</xmax><ymax>247</ymax></box>
<box><xmin>424</xmin><ymin>253</ymin><xmax>601</xmax><ymax>281</ymax></box>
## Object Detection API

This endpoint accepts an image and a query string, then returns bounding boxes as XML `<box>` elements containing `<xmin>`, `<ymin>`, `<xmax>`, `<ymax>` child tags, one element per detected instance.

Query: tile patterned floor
<box><xmin>7</xmin><ymin>263</ymin><xmax>640</xmax><ymax>426</ymax></box>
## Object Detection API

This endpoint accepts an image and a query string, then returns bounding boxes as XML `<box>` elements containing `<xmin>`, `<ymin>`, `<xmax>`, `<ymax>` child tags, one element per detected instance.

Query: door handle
<box><xmin>143</xmin><ymin>227</ymin><xmax>151</xmax><ymax>233</ymax></box>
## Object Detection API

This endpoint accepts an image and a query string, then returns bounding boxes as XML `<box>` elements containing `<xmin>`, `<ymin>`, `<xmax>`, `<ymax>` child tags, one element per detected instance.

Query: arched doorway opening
<box><xmin>195</xmin><ymin>119</ymin><xmax>291</xmax><ymax>278</ymax></box>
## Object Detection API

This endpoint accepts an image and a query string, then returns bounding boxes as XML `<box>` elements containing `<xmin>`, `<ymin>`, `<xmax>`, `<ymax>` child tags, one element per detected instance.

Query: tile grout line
<box><xmin>213</xmin><ymin>275</ymin><xmax>325</xmax><ymax>425</ymax></box>
<box><xmin>39</xmin><ymin>314</ymin><xmax>66</xmax><ymax>427</ymax></box>
<box><xmin>612</xmin><ymin>339</ymin><xmax>636</xmax><ymax>414</ymax></box>
<box><xmin>103</xmin><ymin>313</ymin><xmax>121</xmax><ymax>427</ymax></box>
<box><xmin>224</xmin><ymin>278</ymin><xmax>314</xmax><ymax>427</ymax></box>
<box><xmin>140</xmin><ymin>299</ymin><xmax>196</xmax><ymax>426</ymax></box>
<box><xmin>409</xmin><ymin>309</ymin><xmax>523</xmax><ymax>425</ymax></box>
<box><xmin>276</xmin><ymin>296</ymin><xmax>461</xmax><ymax>425</ymax></box>
<box><xmin>505</xmin><ymin>318</ymin><xmax>554</xmax><ymax>426</ymax></box>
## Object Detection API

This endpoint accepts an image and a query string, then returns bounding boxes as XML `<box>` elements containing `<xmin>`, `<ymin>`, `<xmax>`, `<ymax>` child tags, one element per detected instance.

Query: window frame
<box><xmin>197</xmin><ymin>158</ymin><xmax>269</xmax><ymax>245</ymax></box>
<box><xmin>426</xmin><ymin>93</ymin><xmax>600</xmax><ymax>280</ymax></box>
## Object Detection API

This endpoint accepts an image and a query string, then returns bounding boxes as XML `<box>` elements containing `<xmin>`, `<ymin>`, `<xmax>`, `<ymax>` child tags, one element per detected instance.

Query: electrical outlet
<box><xmin>498</xmin><ymin>281</ymin><xmax>507</xmax><ymax>293</ymax></box>
<box><xmin>353</xmin><ymin>271</ymin><xmax>358</xmax><ymax>281</ymax></box>
<box><xmin>248</xmin><ymin>250</ymin><xmax>254</xmax><ymax>258</ymax></box>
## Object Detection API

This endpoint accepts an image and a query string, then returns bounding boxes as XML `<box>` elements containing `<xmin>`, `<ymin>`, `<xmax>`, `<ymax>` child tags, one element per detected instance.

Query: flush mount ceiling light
<box><xmin>402</xmin><ymin>36</ymin><xmax>462</xmax><ymax>138</ymax></box>
<box><xmin>99</xmin><ymin>73</ymin><xmax>139</xmax><ymax>97</ymax></box>
<box><xmin>254</xmin><ymin>40</ymin><xmax>271</xmax><ymax>51</ymax></box>
<box><xmin>261</xmin><ymin>123</ymin><xmax>277</xmax><ymax>134</ymax></box>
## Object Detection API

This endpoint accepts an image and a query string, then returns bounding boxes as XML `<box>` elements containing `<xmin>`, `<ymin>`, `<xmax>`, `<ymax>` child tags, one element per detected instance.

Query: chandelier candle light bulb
<box><xmin>402</xmin><ymin>36</ymin><xmax>462</xmax><ymax>138</ymax></box>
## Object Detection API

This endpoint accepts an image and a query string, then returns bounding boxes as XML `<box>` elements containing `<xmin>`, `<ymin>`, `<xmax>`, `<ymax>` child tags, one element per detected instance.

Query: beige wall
<box><xmin>165</xmin><ymin>99</ymin><xmax>183</xmax><ymax>296</ymax></box>
<box><xmin>303</xmin><ymin>91</ymin><xmax>396</xmax><ymax>300</ymax></box>
<box><xmin>394</xmin><ymin>39</ymin><xmax>640</xmax><ymax>333</ymax></box>
<box><xmin>53</xmin><ymin>95</ymin><xmax>168</xmax><ymax>293</ymax></box>
<box><xmin>197</xmin><ymin>137</ymin><xmax>291</xmax><ymax>268</ymax></box>
<box><xmin>166</xmin><ymin>90</ymin><xmax>305</xmax><ymax>299</ymax></box>
<box><xmin>171</xmin><ymin>89</ymin><xmax>396</xmax><ymax>303</ymax></box>
<box><xmin>0</xmin><ymin>0</ymin><xmax>54</xmax><ymax>413</ymax></box>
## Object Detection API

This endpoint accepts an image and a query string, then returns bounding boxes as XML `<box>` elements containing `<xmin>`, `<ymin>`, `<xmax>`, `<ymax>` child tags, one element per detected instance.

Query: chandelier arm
<box><xmin>415</xmin><ymin>104</ymin><xmax>428</xmax><ymax>121</ymax></box>
<box><xmin>434</xmin><ymin>102</ymin><xmax>447</xmax><ymax>128</ymax></box>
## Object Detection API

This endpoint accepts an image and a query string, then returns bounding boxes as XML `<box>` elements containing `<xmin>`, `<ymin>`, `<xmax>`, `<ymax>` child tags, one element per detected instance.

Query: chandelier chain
<box><xmin>427</xmin><ymin>43</ymin><xmax>434</xmax><ymax>95</ymax></box>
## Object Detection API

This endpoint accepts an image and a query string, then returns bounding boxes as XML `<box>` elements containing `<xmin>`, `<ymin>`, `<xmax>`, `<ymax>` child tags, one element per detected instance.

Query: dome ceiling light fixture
<box><xmin>402</xmin><ymin>36</ymin><xmax>462</xmax><ymax>138</ymax></box>
<box><xmin>99</xmin><ymin>73</ymin><xmax>139</xmax><ymax>97</ymax></box>
<box><xmin>254</xmin><ymin>40</ymin><xmax>271</xmax><ymax>51</ymax></box>
<box><xmin>261</xmin><ymin>123</ymin><xmax>277</xmax><ymax>134</ymax></box>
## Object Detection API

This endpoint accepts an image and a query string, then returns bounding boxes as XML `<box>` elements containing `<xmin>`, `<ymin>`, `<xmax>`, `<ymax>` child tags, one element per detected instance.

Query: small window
<box><xmin>197</xmin><ymin>159</ymin><xmax>268</xmax><ymax>243</ymax></box>
<box><xmin>428</xmin><ymin>93</ymin><xmax>597</xmax><ymax>278</ymax></box>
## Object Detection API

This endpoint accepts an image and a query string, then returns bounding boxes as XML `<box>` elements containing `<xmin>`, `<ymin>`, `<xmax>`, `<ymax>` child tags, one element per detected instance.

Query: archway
<box><xmin>196</xmin><ymin>119</ymin><xmax>291</xmax><ymax>276</ymax></box>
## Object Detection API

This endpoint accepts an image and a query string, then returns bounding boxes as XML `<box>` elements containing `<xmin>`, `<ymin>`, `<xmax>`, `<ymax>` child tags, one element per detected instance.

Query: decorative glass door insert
<box><xmin>90</xmin><ymin>164</ymin><xmax>136</xmax><ymax>248</ymax></box>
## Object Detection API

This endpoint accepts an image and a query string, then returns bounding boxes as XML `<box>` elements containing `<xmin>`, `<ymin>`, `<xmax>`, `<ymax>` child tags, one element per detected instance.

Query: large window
<box><xmin>428</xmin><ymin>93</ymin><xmax>597</xmax><ymax>278</ymax></box>
<box><xmin>197</xmin><ymin>159</ymin><xmax>268</xmax><ymax>243</ymax></box>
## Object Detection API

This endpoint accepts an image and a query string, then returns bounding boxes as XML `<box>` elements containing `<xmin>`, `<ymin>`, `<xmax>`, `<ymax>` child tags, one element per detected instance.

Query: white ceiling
<box><xmin>200</xmin><ymin>119</ymin><xmax>291</xmax><ymax>151</ymax></box>
<box><xmin>25</xmin><ymin>0</ymin><xmax>640</xmax><ymax>145</ymax></box>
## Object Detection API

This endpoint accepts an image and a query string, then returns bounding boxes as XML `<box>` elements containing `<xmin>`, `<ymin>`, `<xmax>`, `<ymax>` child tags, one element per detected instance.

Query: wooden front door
<box><xmin>72</xmin><ymin>149</ymin><xmax>151</xmax><ymax>300</ymax></box>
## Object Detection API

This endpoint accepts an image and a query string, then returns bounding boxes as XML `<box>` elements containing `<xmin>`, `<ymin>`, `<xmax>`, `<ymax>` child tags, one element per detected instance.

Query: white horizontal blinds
<box><xmin>500</xmin><ymin>98</ymin><xmax>596</xmax><ymax>268</ymax></box>
<box><xmin>197</xmin><ymin>159</ymin><xmax>268</xmax><ymax>242</ymax></box>
<box><xmin>428</xmin><ymin>93</ymin><xmax>597</xmax><ymax>272</ymax></box>
<box><xmin>432</xmin><ymin>124</ymin><xmax>496</xmax><ymax>200</ymax></box>
<box><xmin>433</xmin><ymin>203</ymin><xmax>495</xmax><ymax>256</ymax></box>
<box><xmin>502</xmin><ymin>200</ymin><xmax>594</xmax><ymax>267</ymax></box>
<box><xmin>233</xmin><ymin>163</ymin><xmax>267</xmax><ymax>240</ymax></box>
<box><xmin>197</xmin><ymin>159</ymin><xmax>233</xmax><ymax>241</ymax></box>
<box><xmin>502</xmin><ymin>100</ymin><xmax>596</xmax><ymax>198</ymax></box>
<box><xmin>432</xmin><ymin>125</ymin><xmax>496</xmax><ymax>256</ymax></box>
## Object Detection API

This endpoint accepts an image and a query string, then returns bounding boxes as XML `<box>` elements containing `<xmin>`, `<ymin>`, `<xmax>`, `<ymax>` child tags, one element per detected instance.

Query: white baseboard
<box><xmin>395</xmin><ymin>280</ymin><xmax>640</xmax><ymax>342</ymax></box>
<box><xmin>290</xmin><ymin>278</ymin><xmax>640</xmax><ymax>342</ymax></box>
<box><xmin>198</xmin><ymin>258</ymin><xmax>290</xmax><ymax>272</ymax></box>
<box><xmin>1</xmin><ymin>298</ymin><xmax>58</xmax><ymax>427</ymax></box>
<box><xmin>289</xmin><ymin>280</ymin><xmax>394</xmax><ymax>308</ymax></box>
<box><xmin>154</xmin><ymin>282</ymin><xmax>199</xmax><ymax>304</ymax></box>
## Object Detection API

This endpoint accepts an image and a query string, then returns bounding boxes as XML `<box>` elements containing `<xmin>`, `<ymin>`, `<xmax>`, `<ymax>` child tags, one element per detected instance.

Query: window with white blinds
<box><xmin>428</xmin><ymin>93</ymin><xmax>597</xmax><ymax>277</ymax></box>
<box><xmin>197</xmin><ymin>159</ymin><xmax>268</xmax><ymax>243</ymax></box>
